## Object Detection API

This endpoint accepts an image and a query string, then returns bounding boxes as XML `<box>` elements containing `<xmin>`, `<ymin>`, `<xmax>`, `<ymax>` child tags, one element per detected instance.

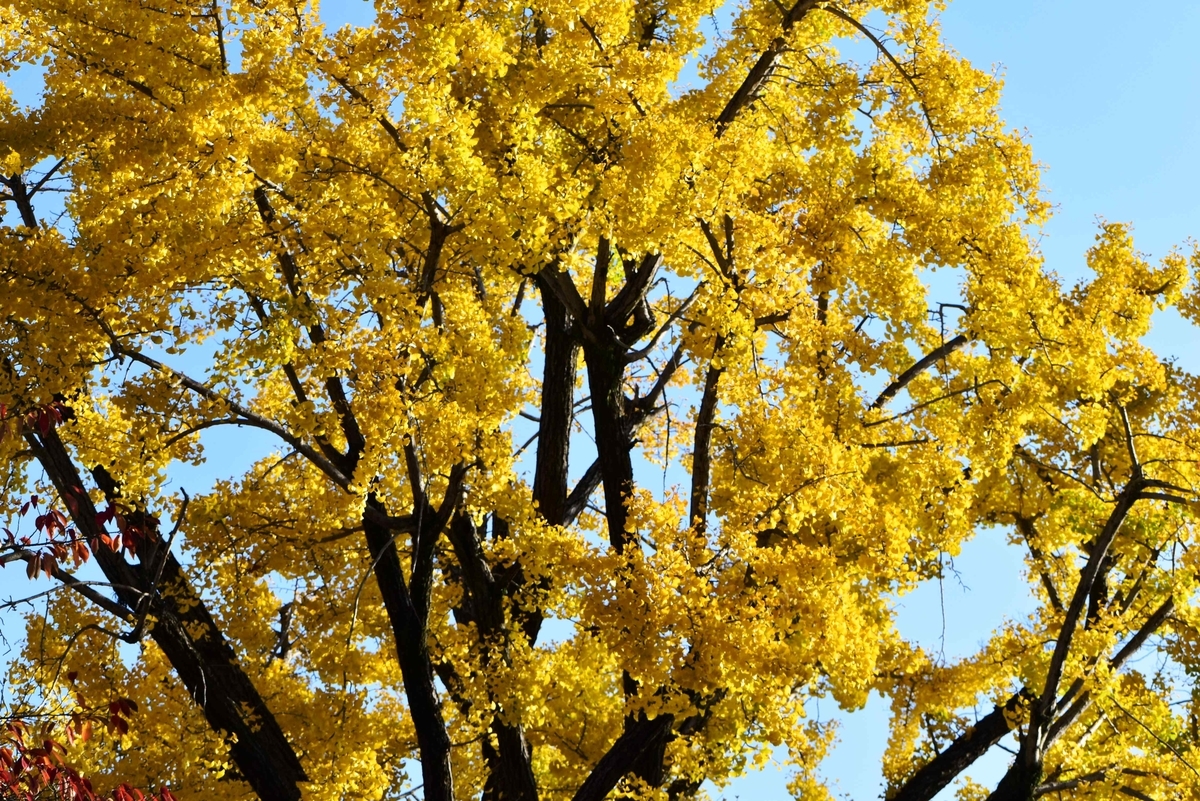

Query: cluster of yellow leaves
<box><xmin>1</xmin><ymin>0</ymin><xmax>1199</xmax><ymax>798</ymax></box>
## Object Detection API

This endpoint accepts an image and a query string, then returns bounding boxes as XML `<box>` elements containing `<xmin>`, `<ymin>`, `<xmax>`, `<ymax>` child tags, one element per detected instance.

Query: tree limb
<box><xmin>716</xmin><ymin>0</ymin><xmax>822</xmax><ymax>134</ymax></box>
<box><xmin>689</xmin><ymin>335</ymin><xmax>726</xmax><ymax>533</ymax></box>
<box><xmin>889</xmin><ymin>690</ymin><xmax>1031</xmax><ymax>801</ymax></box>
<box><xmin>572</xmin><ymin>713</ymin><xmax>675</xmax><ymax>801</ymax></box>
<box><xmin>27</xmin><ymin>427</ymin><xmax>309</xmax><ymax>801</ymax></box>
<box><xmin>870</xmin><ymin>335</ymin><xmax>968</xmax><ymax>411</ymax></box>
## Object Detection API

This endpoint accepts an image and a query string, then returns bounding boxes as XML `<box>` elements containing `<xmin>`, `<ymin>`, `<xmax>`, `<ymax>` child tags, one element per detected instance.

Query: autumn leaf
<box><xmin>0</xmin><ymin>1</ymin><xmax>1197</xmax><ymax>800</ymax></box>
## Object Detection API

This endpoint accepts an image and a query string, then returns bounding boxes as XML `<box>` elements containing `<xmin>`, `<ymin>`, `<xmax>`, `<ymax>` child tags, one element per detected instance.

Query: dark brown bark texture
<box><xmin>888</xmin><ymin>691</ymin><xmax>1031</xmax><ymax>801</ymax></box>
<box><xmin>30</xmin><ymin>428</ymin><xmax>309</xmax><ymax>801</ymax></box>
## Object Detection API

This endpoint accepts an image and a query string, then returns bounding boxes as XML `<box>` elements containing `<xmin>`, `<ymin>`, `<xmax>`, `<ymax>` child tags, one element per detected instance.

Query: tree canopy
<box><xmin>2</xmin><ymin>0</ymin><xmax>1200</xmax><ymax>799</ymax></box>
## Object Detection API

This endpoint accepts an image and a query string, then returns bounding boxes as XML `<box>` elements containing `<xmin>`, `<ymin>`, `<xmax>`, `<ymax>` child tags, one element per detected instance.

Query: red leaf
<box><xmin>117</xmin><ymin>784</ymin><xmax>146</xmax><ymax>801</ymax></box>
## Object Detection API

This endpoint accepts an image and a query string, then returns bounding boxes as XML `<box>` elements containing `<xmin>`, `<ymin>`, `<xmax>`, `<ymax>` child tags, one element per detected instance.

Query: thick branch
<box><xmin>29</xmin><ymin>429</ymin><xmax>308</xmax><ymax>801</ymax></box>
<box><xmin>564</xmin><ymin>460</ymin><xmax>603</xmax><ymax>527</ymax></box>
<box><xmin>572</xmin><ymin>714</ymin><xmax>675</xmax><ymax>801</ymax></box>
<box><xmin>417</xmin><ymin>195</ymin><xmax>456</xmax><ymax>303</ymax></box>
<box><xmin>870</xmin><ymin>335</ymin><xmax>968</xmax><ymax>411</ymax></box>
<box><xmin>533</xmin><ymin>283</ymin><xmax>580</xmax><ymax>528</ymax></box>
<box><xmin>516</xmin><ymin>281</ymin><xmax>583</xmax><ymax>647</ymax></box>
<box><xmin>716</xmin><ymin>0</ymin><xmax>821</xmax><ymax>133</ymax></box>
<box><xmin>538</xmin><ymin>264</ymin><xmax>589</xmax><ymax>324</ymax></box>
<box><xmin>363</xmin><ymin>493</ymin><xmax>455</xmax><ymax>801</ymax></box>
<box><xmin>689</xmin><ymin>335</ymin><xmax>726</xmax><ymax>532</ymax></box>
<box><xmin>444</xmin><ymin>515</ymin><xmax>539</xmax><ymax>801</ymax></box>
<box><xmin>1045</xmin><ymin>596</ymin><xmax>1176</xmax><ymax>747</ymax></box>
<box><xmin>1030</xmin><ymin>480</ymin><xmax>1143</xmax><ymax>753</ymax></box>
<box><xmin>889</xmin><ymin>691</ymin><xmax>1031</xmax><ymax>801</ymax></box>
<box><xmin>2</xmin><ymin>173</ymin><xmax>40</xmax><ymax>228</ymax></box>
<box><xmin>410</xmin><ymin>463</ymin><xmax>469</xmax><ymax>623</ymax></box>
<box><xmin>591</xmin><ymin>237</ymin><xmax>612</xmax><ymax>320</ymax></box>
<box><xmin>997</xmin><ymin>476</ymin><xmax>1188</xmax><ymax>797</ymax></box>
<box><xmin>583</xmin><ymin>331</ymin><xmax>639</xmax><ymax>553</ymax></box>
<box><xmin>607</xmin><ymin>253</ymin><xmax>661</xmax><ymax>327</ymax></box>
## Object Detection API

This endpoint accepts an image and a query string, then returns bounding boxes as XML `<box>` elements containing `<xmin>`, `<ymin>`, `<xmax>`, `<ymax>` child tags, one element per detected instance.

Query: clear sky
<box><xmin>3</xmin><ymin>1</ymin><xmax>1199</xmax><ymax>798</ymax></box>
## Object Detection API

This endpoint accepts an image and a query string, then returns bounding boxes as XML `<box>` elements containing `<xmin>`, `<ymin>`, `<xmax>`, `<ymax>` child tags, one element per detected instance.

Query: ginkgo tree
<box><xmin>2</xmin><ymin>0</ymin><xmax>1200</xmax><ymax>799</ymax></box>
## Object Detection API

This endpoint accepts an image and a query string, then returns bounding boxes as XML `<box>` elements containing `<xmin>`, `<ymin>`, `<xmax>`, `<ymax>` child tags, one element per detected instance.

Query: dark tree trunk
<box><xmin>363</xmin><ymin>496</ymin><xmax>456</xmax><ymax>801</ymax></box>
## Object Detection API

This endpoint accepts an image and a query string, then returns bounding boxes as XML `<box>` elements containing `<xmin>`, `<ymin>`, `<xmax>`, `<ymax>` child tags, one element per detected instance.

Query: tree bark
<box><xmin>689</xmin><ymin>335</ymin><xmax>725</xmax><ymax>533</ymax></box>
<box><xmin>31</xmin><ymin>429</ymin><xmax>308</xmax><ymax>801</ymax></box>
<box><xmin>363</xmin><ymin>495</ymin><xmax>456</xmax><ymax>801</ymax></box>
<box><xmin>572</xmin><ymin>714</ymin><xmax>675</xmax><ymax>801</ymax></box>
<box><xmin>986</xmin><ymin>760</ymin><xmax>1042</xmax><ymax>801</ymax></box>
<box><xmin>889</xmin><ymin>691</ymin><xmax>1030</xmax><ymax>801</ymax></box>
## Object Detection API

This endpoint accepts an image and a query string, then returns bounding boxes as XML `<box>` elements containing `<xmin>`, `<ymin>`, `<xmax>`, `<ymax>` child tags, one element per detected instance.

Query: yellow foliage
<box><xmin>1</xmin><ymin>0</ymin><xmax>1198</xmax><ymax>799</ymax></box>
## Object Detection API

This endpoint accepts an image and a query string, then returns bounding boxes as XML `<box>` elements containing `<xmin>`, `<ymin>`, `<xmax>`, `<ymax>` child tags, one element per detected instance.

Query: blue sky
<box><xmin>3</xmin><ymin>1</ymin><xmax>1199</xmax><ymax>798</ymax></box>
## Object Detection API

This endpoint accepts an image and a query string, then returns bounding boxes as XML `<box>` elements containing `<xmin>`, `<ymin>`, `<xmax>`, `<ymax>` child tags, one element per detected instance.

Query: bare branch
<box><xmin>0</xmin><ymin>551</ymin><xmax>138</xmax><ymax>622</ymax></box>
<box><xmin>870</xmin><ymin>335</ymin><xmax>968</xmax><ymax>410</ymax></box>
<box><xmin>114</xmin><ymin>346</ymin><xmax>352</xmax><ymax>489</ymax></box>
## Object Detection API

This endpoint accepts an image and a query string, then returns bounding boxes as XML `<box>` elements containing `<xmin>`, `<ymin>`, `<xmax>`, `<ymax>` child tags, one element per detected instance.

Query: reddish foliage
<box><xmin>0</xmin><ymin>406</ymin><xmax>175</xmax><ymax>799</ymax></box>
<box><xmin>0</xmin><ymin>403</ymin><xmax>142</xmax><ymax>567</ymax></box>
<box><xmin>0</xmin><ymin>720</ymin><xmax>176</xmax><ymax>801</ymax></box>
<box><xmin>0</xmin><ymin>401</ymin><xmax>66</xmax><ymax>441</ymax></box>
<box><xmin>0</xmin><ymin>678</ymin><xmax>174</xmax><ymax>801</ymax></box>
<box><xmin>2</xmin><ymin>495</ymin><xmax>94</xmax><ymax>580</ymax></box>
<box><xmin>2</xmin><ymin>491</ymin><xmax>155</xmax><ymax>577</ymax></box>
